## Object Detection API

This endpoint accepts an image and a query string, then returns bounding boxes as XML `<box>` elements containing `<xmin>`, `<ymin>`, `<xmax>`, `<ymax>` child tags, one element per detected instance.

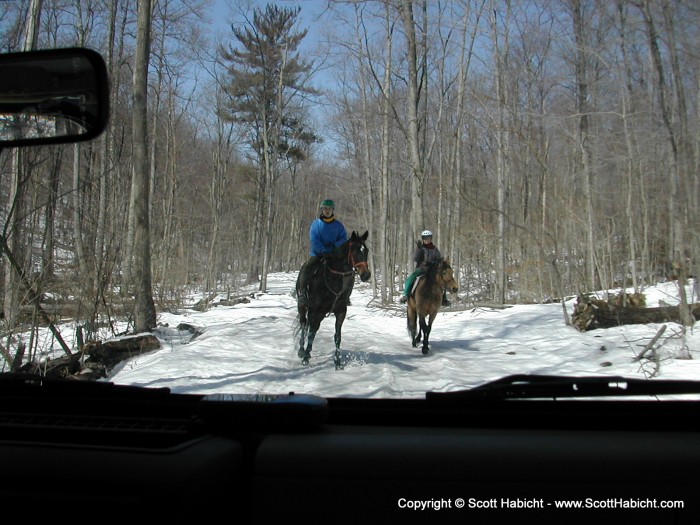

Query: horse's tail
<box><xmin>292</xmin><ymin>310</ymin><xmax>301</xmax><ymax>340</ymax></box>
<box><xmin>406</xmin><ymin>303</ymin><xmax>415</xmax><ymax>334</ymax></box>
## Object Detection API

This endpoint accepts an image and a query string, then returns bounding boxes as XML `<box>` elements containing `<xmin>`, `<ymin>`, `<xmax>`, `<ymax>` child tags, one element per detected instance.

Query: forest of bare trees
<box><xmin>1</xmin><ymin>0</ymin><xmax>698</xmax><ymax>367</ymax></box>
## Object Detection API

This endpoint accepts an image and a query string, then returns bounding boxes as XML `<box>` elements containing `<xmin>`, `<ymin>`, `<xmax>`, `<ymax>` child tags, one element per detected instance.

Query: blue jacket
<box><xmin>309</xmin><ymin>216</ymin><xmax>347</xmax><ymax>256</ymax></box>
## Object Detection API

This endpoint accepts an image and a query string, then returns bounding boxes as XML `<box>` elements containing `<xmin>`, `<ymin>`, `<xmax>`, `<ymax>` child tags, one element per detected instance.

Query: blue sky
<box><xmin>210</xmin><ymin>0</ymin><xmax>328</xmax><ymax>46</ymax></box>
<box><xmin>209</xmin><ymin>0</ymin><xmax>338</xmax><ymax>154</ymax></box>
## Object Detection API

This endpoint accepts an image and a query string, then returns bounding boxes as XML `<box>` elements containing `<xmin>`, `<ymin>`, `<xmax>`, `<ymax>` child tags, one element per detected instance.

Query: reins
<box><xmin>322</xmin><ymin>240</ymin><xmax>367</xmax><ymax>314</ymax></box>
<box><xmin>327</xmin><ymin>240</ymin><xmax>368</xmax><ymax>276</ymax></box>
<box><xmin>436</xmin><ymin>261</ymin><xmax>450</xmax><ymax>291</ymax></box>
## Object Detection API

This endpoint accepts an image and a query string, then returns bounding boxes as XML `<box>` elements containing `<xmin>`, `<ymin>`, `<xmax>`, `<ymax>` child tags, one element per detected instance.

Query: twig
<box><xmin>634</xmin><ymin>324</ymin><xmax>667</xmax><ymax>361</ymax></box>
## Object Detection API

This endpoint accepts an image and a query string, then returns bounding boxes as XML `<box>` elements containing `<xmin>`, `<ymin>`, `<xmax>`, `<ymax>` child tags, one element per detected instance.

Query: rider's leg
<box><xmin>297</xmin><ymin>256</ymin><xmax>320</xmax><ymax>302</ymax></box>
<box><xmin>400</xmin><ymin>270</ymin><xmax>422</xmax><ymax>303</ymax></box>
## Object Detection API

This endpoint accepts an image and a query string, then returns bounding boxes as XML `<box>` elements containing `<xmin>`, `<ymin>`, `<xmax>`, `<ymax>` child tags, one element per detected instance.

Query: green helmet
<box><xmin>320</xmin><ymin>199</ymin><xmax>335</xmax><ymax>209</ymax></box>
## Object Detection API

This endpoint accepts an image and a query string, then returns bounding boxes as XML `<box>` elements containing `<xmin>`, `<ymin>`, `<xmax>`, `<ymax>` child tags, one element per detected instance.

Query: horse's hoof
<box><xmin>301</xmin><ymin>356</ymin><xmax>310</xmax><ymax>366</ymax></box>
<box><xmin>421</xmin><ymin>346</ymin><xmax>430</xmax><ymax>355</ymax></box>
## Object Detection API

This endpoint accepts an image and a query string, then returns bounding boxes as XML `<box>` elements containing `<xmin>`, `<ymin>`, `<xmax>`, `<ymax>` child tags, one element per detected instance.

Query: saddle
<box><xmin>409</xmin><ymin>275</ymin><xmax>423</xmax><ymax>296</ymax></box>
<box><xmin>409</xmin><ymin>272</ymin><xmax>450</xmax><ymax>306</ymax></box>
<box><xmin>297</xmin><ymin>256</ymin><xmax>352</xmax><ymax>306</ymax></box>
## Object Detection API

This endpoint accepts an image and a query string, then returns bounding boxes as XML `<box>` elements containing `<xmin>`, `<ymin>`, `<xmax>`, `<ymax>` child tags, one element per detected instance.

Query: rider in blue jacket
<box><xmin>309</xmin><ymin>200</ymin><xmax>347</xmax><ymax>256</ymax></box>
<box><xmin>296</xmin><ymin>199</ymin><xmax>348</xmax><ymax>302</ymax></box>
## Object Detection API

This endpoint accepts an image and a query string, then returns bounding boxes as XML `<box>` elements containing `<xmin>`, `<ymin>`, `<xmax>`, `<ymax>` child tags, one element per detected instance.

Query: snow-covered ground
<box><xmin>105</xmin><ymin>273</ymin><xmax>700</xmax><ymax>398</ymax></box>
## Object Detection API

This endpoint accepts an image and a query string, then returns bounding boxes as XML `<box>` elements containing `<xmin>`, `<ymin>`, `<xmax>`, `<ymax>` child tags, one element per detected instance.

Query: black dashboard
<box><xmin>1</xmin><ymin>378</ymin><xmax>699</xmax><ymax>524</ymax></box>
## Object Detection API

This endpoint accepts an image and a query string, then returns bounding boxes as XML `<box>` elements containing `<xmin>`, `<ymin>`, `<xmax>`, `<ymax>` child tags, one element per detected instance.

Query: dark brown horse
<box><xmin>294</xmin><ymin>230</ymin><xmax>371</xmax><ymax>368</ymax></box>
<box><xmin>407</xmin><ymin>258</ymin><xmax>458</xmax><ymax>355</ymax></box>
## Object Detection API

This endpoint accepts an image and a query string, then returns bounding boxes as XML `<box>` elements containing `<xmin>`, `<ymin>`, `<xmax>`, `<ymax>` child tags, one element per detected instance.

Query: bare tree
<box><xmin>398</xmin><ymin>0</ymin><xmax>426</xmax><ymax>234</ymax></box>
<box><xmin>130</xmin><ymin>0</ymin><xmax>156</xmax><ymax>331</ymax></box>
<box><xmin>637</xmin><ymin>0</ymin><xmax>693</xmax><ymax>325</ymax></box>
<box><xmin>2</xmin><ymin>0</ymin><xmax>43</xmax><ymax>328</ymax></box>
<box><xmin>490</xmin><ymin>1</ymin><xmax>512</xmax><ymax>303</ymax></box>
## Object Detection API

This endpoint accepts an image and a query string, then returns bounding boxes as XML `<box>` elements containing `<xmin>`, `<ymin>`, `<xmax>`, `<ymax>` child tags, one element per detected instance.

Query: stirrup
<box><xmin>399</xmin><ymin>295</ymin><xmax>408</xmax><ymax>304</ymax></box>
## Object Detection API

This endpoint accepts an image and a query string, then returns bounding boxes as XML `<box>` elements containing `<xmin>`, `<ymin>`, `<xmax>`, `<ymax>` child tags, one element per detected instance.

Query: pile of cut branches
<box><xmin>572</xmin><ymin>293</ymin><xmax>700</xmax><ymax>331</ymax></box>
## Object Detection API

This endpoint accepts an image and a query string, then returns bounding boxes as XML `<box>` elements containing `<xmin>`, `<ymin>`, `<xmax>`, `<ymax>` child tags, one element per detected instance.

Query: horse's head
<box><xmin>347</xmin><ymin>230</ymin><xmax>371</xmax><ymax>282</ymax></box>
<box><xmin>438</xmin><ymin>259</ymin><xmax>459</xmax><ymax>294</ymax></box>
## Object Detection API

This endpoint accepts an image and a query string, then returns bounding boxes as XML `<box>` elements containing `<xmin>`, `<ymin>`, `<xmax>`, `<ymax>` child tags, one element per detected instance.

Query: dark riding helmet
<box><xmin>320</xmin><ymin>199</ymin><xmax>335</xmax><ymax>209</ymax></box>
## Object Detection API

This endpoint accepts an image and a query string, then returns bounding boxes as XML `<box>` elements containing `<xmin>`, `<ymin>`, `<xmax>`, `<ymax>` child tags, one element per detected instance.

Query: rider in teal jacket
<box><xmin>400</xmin><ymin>230</ymin><xmax>450</xmax><ymax>306</ymax></box>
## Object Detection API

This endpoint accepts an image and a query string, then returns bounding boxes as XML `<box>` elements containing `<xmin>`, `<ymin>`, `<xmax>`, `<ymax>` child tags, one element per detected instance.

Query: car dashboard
<box><xmin>1</xmin><ymin>376</ymin><xmax>699</xmax><ymax>524</ymax></box>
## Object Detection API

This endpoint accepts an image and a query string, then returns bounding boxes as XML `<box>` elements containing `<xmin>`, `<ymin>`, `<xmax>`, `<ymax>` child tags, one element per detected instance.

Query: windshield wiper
<box><xmin>426</xmin><ymin>374</ymin><xmax>700</xmax><ymax>401</ymax></box>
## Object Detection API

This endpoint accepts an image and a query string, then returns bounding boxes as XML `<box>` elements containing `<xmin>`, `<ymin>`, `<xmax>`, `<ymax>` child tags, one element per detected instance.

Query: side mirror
<box><xmin>0</xmin><ymin>47</ymin><xmax>109</xmax><ymax>147</ymax></box>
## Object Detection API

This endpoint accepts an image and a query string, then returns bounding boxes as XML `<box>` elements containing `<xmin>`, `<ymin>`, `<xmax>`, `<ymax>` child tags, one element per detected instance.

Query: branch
<box><xmin>634</xmin><ymin>324</ymin><xmax>667</xmax><ymax>361</ymax></box>
<box><xmin>0</xmin><ymin>233</ymin><xmax>72</xmax><ymax>358</ymax></box>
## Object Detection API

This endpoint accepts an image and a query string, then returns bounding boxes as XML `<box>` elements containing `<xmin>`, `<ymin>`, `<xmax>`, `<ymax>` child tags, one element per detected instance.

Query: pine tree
<box><xmin>220</xmin><ymin>3</ymin><xmax>318</xmax><ymax>288</ymax></box>
<box><xmin>221</xmin><ymin>3</ymin><xmax>318</xmax><ymax>163</ymax></box>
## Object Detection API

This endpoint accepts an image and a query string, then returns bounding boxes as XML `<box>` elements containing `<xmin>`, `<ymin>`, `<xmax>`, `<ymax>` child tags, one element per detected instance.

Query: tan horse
<box><xmin>407</xmin><ymin>259</ymin><xmax>459</xmax><ymax>355</ymax></box>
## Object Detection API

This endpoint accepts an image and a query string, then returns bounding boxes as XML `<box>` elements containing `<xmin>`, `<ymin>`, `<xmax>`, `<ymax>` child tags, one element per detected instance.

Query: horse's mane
<box><xmin>424</xmin><ymin>258</ymin><xmax>443</xmax><ymax>282</ymax></box>
<box><xmin>324</xmin><ymin>239</ymin><xmax>351</xmax><ymax>273</ymax></box>
<box><xmin>332</xmin><ymin>237</ymin><xmax>350</xmax><ymax>258</ymax></box>
<box><xmin>327</xmin><ymin>231</ymin><xmax>367</xmax><ymax>271</ymax></box>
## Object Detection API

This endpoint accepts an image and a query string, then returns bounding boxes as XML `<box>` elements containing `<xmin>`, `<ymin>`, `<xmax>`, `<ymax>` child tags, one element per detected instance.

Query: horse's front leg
<box><xmin>300</xmin><ymin>310</ymin><xmax>322</xmax><ymax>366</ymax></box>
<box><xmin>407</xmin><ymin>307</ymin><xmax>419</xmax><ymax>347</ymax></box>
<box><xmin>302</xmin><ymin>330</ymin><xmax>318</xmax><ymax>365</ymax></box>
<box><xmin>413</xmin><ymin>314</ymin><xmax>424</xmax><ymax>347</ymax></box>
<box><xmin>297</xmin><ymin>305</ymin><xmax>308</xmax><ymax>358</ymax></box>
<box><xmin>333</xmin><ymin>307</ymin><xmax>347</xmax><ymax>369</ymax></box>
<box><xmin>419</xmin><ymin>316</ymin><xmax>431</xmax><ymax>355</ymax></box>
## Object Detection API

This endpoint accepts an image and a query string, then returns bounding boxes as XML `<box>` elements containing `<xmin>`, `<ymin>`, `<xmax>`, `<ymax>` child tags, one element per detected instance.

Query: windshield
<box><xmin>1</xmin><ymin>2</ymin><xmax>698</xmax><ymax>399</ymax></box>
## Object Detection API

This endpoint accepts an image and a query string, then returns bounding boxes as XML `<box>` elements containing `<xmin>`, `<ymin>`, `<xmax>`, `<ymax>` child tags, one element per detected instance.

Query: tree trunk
<box><xmin>639</xmin><ymin>0</ymin><xmax>692</xmax><ymax>327</ymax></box>
<box><xmin>399</xmin><ymin>0</ymin><xmax>425</xmax><ymax>235</ymax></box>
<box><xmin>131</xmin><ymin>0</ymin><xmax>156</xmax><ymax>332</ymax></box>
<box><xmin>3</xmin><ymin>0</ymin><xmax>42</xmax><ymax>328</ymax></box>
<box><xmin>572</xmin><ymin>0</ymin><xmax>597</xmax><ymax>291</ymax></box>
<box><xmin>491</xmin><ymin>3</ymin><xmax>510</xmax><ymax>304</ymax></box>
<box><xmin>380</xmin><ymin>4</ymin><xmax>393</xmax><ymax>303</ymax></box>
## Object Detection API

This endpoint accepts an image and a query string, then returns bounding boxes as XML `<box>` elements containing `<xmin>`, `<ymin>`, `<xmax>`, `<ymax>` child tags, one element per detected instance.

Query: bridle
<box><xmin>435</xmin><ymin>260</ymin><xmax>456</xmax><ymax>291</ymax></box>
<box><xmin>327</xmin><ymin>240</ymin><xmax>368</xmax><ymax>277</ymax></box>
<box><xmin>321</xmin><ymin>240</ymin><xmax>368</xmax><ymax>314</ymax></box>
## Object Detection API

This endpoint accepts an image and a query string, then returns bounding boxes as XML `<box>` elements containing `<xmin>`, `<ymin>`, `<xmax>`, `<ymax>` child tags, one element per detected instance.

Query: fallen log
<box><xmin>15</xmin><ymin>333</ymin><xmax>160</xmax><ymax>380</ymax></box>
<box><xmin>572</xmin><ymin>296</ymin><xmax>700</xmax><ymax>331</ymax></box>
<box><xmin>83</xmin><ymin>333</ymin><xmax>160</xmax><ymax>370</ymax></box>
